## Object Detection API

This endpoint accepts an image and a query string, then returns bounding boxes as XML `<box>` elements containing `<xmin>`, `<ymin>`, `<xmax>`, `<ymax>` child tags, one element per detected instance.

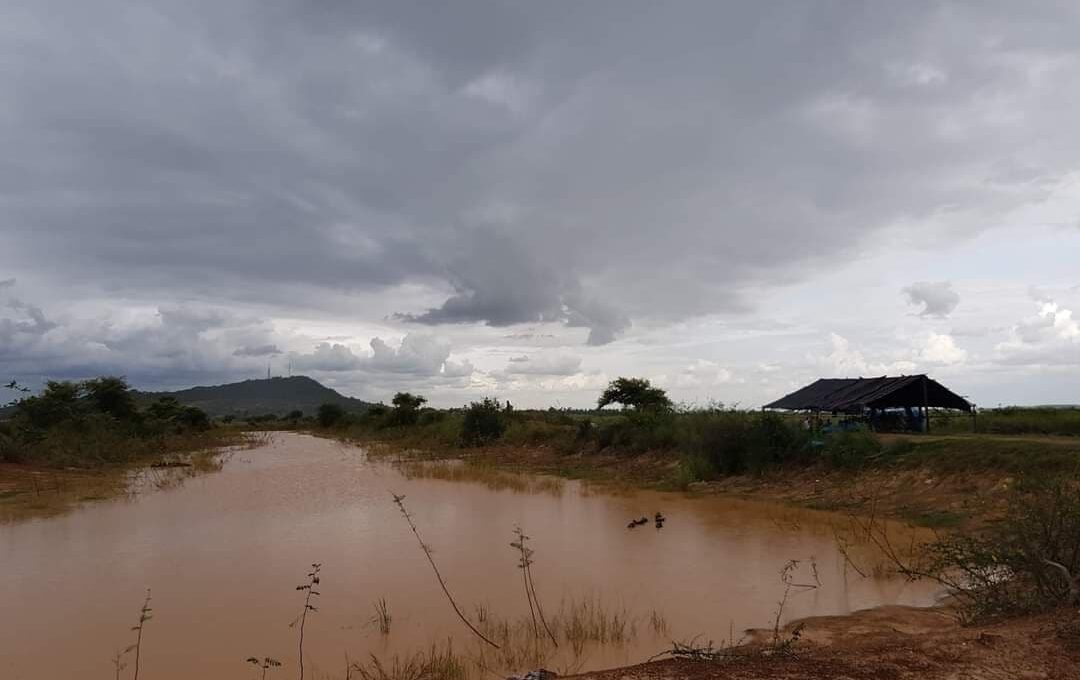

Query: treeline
<box><xmin>313</xmin><ymin>377</ymin><xmax>894</xmax><ymax>484</ymax></box>
<box><xmin>0</xmin><ymin>377</ymin><xmax>224</xmax><ymax>467</ymax></box>
<box><xmin>314</xmin><ymin>377</ymin><xmax>1080</xmax><ymax>489</ymax></box>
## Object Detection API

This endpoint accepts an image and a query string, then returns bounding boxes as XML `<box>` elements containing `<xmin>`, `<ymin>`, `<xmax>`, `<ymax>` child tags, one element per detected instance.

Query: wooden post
<box><xmin>921</xmin><ymin>376</ymin><xmax>930</xmax><ymax>433</ymax></box>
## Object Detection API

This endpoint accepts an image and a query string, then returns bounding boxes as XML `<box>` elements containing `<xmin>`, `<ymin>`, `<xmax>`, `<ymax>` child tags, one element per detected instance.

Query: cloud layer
<box><xmin>3</xmin><ymin>2</ymin><xmax>1080</xmax><ymax>406</ymax></box>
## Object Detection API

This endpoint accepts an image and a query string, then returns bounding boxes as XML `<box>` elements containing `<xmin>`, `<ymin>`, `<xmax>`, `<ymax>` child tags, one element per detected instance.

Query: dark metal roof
<box><xmin>763</xmin><ymin>375</ymin><xmax>972</xmax><ymax>412</ymax></box>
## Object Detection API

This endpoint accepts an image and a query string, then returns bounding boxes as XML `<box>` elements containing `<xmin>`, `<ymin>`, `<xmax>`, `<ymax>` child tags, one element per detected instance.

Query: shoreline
<box><xmin>336</xmin><ymin>433</ymin><xmax>1080</xmax><ymax>678</ymax></box>
<box><xmin>571</xmin><ymin>603</ymin><xmax>1078</xmax><ymax>680</ymax></box>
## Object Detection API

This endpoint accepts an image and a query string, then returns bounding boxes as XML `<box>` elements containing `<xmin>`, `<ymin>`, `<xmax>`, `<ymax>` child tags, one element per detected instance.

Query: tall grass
<box><xmin>372</xmin><ymin>598</ymin><xmax>392</xmax><ymax>635</ymax></box>
<box><xmin>349</xmin><ymin>643</ymin><xmax>467</xmax><ymax>680</ymax></box>
<box><xmin>936</xmin><ymin>407</ymin><xmax>1080</xmax><ymax>436</ymax></box>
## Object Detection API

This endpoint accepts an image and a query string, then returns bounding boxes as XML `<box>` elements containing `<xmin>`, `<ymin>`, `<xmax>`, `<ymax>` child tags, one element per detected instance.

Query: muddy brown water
<box><xmin>0</xmin><ymin>433</ymin><xmax>939</xmax><ymax>679</ymax></box>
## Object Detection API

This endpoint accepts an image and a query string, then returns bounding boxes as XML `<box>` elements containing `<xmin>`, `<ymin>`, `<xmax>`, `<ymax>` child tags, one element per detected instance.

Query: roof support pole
<box><xmin>922</xmin><ymin>377</ymin><xmax>930</xmax><ymax>433</ymax></box>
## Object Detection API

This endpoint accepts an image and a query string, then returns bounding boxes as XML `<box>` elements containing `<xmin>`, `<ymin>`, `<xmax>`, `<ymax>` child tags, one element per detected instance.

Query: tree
<box><xmin>461</xmin><ymin>397</ymin><xmax>506</xmax><ymax>446</ymax></box>
<box><xmin>286</xmin><ymin>409</ymin><xmax>304</xmax><ymax>421</ymax></box>
<box><xmin>317</xmin><ymin>402</ymin><xmax>346</xmax><ymax>428</ymax></box>
<box><xmin>389</xmin><ymin>392</ymin><xmax>427</xmax><ymax>426</ymax></box>
<box><xmin>16</xmin><ymin>380</ymin><xmax>84</xmax><ymax>429</ymax></box>
<box><xmin>84</xmin><ymin>376</ymin><xmax>137</xmax><ymax>421</ymax></box>
<box><xmin>597</xmin><ymin>377</ymin><xmax>672</xmax><ymax>411</ymax></box>
<box><xmin>146</xmin><ymin>396</ymin><xmax>183</xmax><ymax>422</ymax></box>
<box><xmin>175</xmin><ymin>406</ymin><xmax>210</xmax><ymax>430</ymax></box>
<box><xmin>391</xmin><ymin>392</ymin><xmax>427</xmax><ymax>411</ymax></box>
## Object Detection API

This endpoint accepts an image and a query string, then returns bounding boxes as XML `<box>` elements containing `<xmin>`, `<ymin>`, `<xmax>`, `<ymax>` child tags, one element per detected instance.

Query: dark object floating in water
<box><xmin>627</xmin><ymin>516</ymin><xmax>649</xmax><ymax>528</ymax></box>
<box><xmin>655</xmin><ymin>511</ymin><xmax>666</xmax><ymax>528</ymax></box>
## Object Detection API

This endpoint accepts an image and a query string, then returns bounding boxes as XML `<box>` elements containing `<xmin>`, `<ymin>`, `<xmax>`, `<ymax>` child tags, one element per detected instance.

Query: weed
<box><xmin>648</xmin><ymin>610</ymin><xmax>668</xmax><ymax>636</ymax></box>
<box><xmin>111</xmin><ymin>649</ymin><xmax>127</xmax><ymax>680</ymax></box>
<box><xmin>510</xmin><ymin>526</ymin><xmax>557</xmax><ymax>646</ymax></box>
<box><xmin>349</xmin><ymin>643</ymin><xmax>467</xmax><ymax>680</ymax></box>
<box><xmin>372</xmin><ymin>597</ymin><xmax>392</xmax><ymax>635</ymax></box>
<box><xmin>246</xmin><ymin>656</ymin><xmax>283</xmax><ymax>680</ymax></box>
<box><xmin>290</xmin><ymin>563</ymin><xmax>321</xmax><ymax>680</ymax></box>
<box><xmin>126</xmin><ymin>589</ymin><xmax>153</xmax><ymax>680</ymax></box>
<box><xmin>851</xmin><ymin>476</ymin><xmax>1080</xmax><ymax>620</ymax></box>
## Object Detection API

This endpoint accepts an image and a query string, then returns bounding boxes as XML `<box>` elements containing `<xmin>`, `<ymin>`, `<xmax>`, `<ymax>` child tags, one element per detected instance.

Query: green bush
<box><xmin>387</xmin><ymin>392</ymin><xmax>427</xmax><ymax>427</ymax></box>
<box><xmin>677</xmin><ymin>410</ymin><xmax>810</xmax><ymax>474</ymax></box>
<box><xmin>920</xmin><ymin>476</ymin><xmax>1080</xmax><ymax>619</ymax></box>
<box><xmin>316</xmin><ymin>403</ymin><xmax>347</xmax><ymax>428</ymax></box>
<box><xmin>821</xmin><ymin>428</ymin><xmax>881</xmax><ymax>469</ymax></box>
<box><xmin>2</xmin><ymin>377</ymin><xmax>219</xmax><ymax>467</ymax></box>
<box><xmin>460</xmin><ymin>398</ymin><xmax>506</xmax><ymax>446</ymax></box>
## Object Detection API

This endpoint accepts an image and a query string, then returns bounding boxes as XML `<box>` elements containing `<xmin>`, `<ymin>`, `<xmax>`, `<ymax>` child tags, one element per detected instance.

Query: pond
<box><xmin>0</xmin><ymin>432</ymin><xmax>938</xmax><ymax>679</ymax></box>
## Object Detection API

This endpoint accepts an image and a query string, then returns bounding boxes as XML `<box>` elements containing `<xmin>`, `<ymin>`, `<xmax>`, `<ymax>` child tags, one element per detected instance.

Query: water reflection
<box><xmin>0</xmin><ymin>433</ymin><xmax>937</xmax><ymax>680</ymax></box>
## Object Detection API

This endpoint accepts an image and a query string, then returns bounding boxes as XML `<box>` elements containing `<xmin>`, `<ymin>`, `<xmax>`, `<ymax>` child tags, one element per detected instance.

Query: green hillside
<box><xmin>136</xmin><ymin>376</ymin><xmax>373</xmax><ymax>418</ymax></box>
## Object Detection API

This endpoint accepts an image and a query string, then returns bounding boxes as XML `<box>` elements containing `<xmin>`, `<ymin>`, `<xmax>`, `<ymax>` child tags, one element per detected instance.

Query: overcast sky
<box><xmin>2</xmin><ymin>1</ymin><xmax>1080</xmax><ymax>408</ymax></box>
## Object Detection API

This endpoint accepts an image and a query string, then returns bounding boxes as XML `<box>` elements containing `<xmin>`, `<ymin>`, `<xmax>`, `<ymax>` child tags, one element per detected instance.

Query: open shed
<box><xmin>763</xmin><ymin>374</ymin><xmax>972</xmax><ymax>431</ymax></box>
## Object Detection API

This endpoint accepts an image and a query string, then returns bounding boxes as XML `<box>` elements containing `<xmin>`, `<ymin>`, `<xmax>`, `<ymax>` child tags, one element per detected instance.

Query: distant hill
<box><xmin>136</xmin><ymin>376</ymin><xmax>374</xmax><ymax>418</ymax></box>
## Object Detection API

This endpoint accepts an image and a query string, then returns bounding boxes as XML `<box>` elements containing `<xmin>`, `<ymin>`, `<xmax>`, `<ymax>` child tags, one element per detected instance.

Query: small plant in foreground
<box><xmin>111</xmin><ymin>649</ymin><xmax>128</xmax><ymax>680</ymax></box>
<box><xmin>511</xmin><ymin>526</ymin><xmax>558</xmax><ymax>646</ymax></box>
<box><xmin>291</xmin><ymin>563</ymin><xmax>321</xmax><ymax>680</ymax></box>
<box><xmin>128</xmin><ymin>589</ymin><xmax>153</xmax><ymax>680</ymax></box>
<box><xmin>246</xmin><ymin>656</ymin><xmax>283</xmax><ymax>680</ymax></box>
<box><xmin>769</xmin><ymin>560</ymin><xmax>814</xmax><ymax>654</ymax></box>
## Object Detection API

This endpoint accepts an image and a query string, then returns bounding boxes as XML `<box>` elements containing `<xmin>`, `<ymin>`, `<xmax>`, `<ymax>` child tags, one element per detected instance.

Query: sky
<box><xmin>2</xmin><ymin>1</ymin><xmax>1080</xmax><ymax>408</ymax></box>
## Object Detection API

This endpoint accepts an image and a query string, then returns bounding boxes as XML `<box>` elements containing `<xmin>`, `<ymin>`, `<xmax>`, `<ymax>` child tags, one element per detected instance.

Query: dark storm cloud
<box><xmin>3</xmin><ymin>0</ymin><xmax>1080</xmax><ymax>387</ymax></box>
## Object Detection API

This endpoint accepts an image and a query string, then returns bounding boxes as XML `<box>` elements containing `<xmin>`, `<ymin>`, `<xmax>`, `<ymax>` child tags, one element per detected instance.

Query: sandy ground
<box><xmin>574</xmin><ymin>605</ymin><xmax>1080</xmax><ymax>680</ymax></box>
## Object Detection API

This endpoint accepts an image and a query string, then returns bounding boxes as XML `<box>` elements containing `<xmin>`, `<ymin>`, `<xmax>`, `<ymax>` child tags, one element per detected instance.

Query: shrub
<box><xmin>820</xmin><ymin>428</ymin><xmax>881</xmax><ymax>469</ymax></box>
<box><xmin>418</xmin><ymin>410</ymin><xmax>445</xmax><ymax>426</ymax></box>
<box><xmin>916</xmin><ymin>476</ymin><xmax>1080</xmax><ymax>619</ymax></box>
<box><xmin>317</xmin><ymin>403</ymin><xmax>347</xmax><ymax>428</ymax></box>
<box><xmin>387</xmin><ymin>392</ymin><xmax>427</xmax><ymax>427</ymax></box>
<box><xmin>624</xmin><ymin>408</ymin><xmax>678</xmax><ymax>452</ymax></box>
<box><xmin>83</xmin><ymin>376</ymin><xmax>138</xmax><ymax>421</ymax></box>
<box><xmin>460</xmin><ymin>398</ymin><xmax>506</xmax><ymax>446</ymax></box>
<box><xmin>175</xmin><ymin>406</ymin><xmax>211</xmax><ymax>431</ymax></box>
<box><xmin>677</xmin><ymin>410</ymin><xmax>811</xmax><ymax>474</ymax></box>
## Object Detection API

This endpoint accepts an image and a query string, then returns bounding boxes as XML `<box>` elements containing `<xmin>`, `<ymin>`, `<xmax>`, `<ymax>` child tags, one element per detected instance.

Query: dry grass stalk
<box><xmin>350</xmin><ymin>642</ymin><xmax>467</xmax><ymax>680</ymax></box>
<box><xmin>291</xmin><ymin>563</ymin><xmax>321</xmax><ymax>680</ymax></box>
<box><xmin>373</xmin><ymin>597</ymin><xmax>392</xmax><ymax>635</ymax></box>
<box><xmin>127</xmin><ymin>589</ymin><xmax>153</xmax><ymax>680</ymax></box>
<box><xmin>392</xmin><ymin>493</ymin><xmax>500</xmax><ymax>649</ymax></box>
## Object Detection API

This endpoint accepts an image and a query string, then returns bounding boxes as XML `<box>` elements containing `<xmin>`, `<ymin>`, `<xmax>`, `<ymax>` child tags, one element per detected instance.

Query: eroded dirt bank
<box><xmin>363</xmin><ymin>437</ymin><xmax>1038</xmax><ymax>530</ymax></box>
<box><xmin>575</xmin><ymin>605</ymin><xmax>1080</xmax><ymax>680</ymax></box>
